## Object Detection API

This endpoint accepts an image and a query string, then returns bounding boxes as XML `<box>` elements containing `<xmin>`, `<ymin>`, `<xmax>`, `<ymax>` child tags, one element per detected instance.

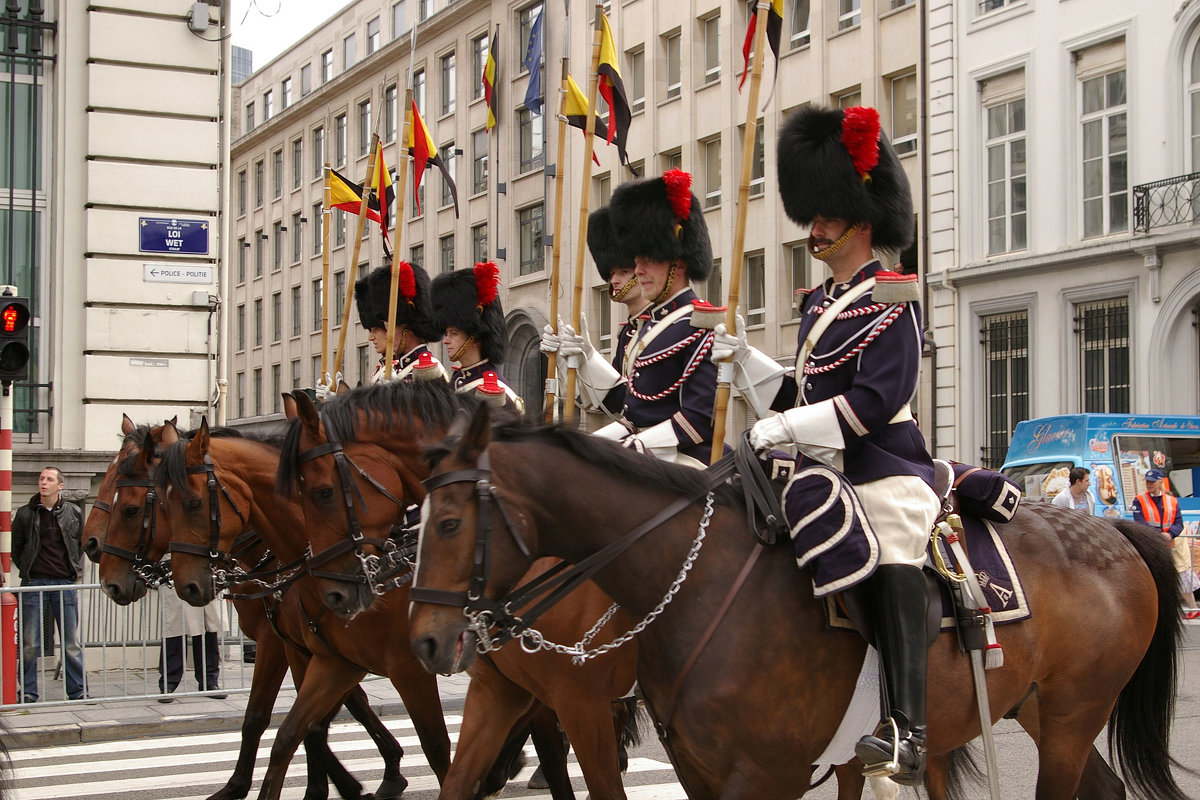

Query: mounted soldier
<box><xmin>430</xmin><ymin>261</ymin><xmax>525</xmax><ymax>415</ymax></box>
<box><xmin>553</xmin><ymin>170</ymin><xmax>720</xmax><ymax>466</ymax></box>
<box><xmin>713</xmin><ymin>105</ymin><xmax>935</xmax><ymax>784</ymax></box>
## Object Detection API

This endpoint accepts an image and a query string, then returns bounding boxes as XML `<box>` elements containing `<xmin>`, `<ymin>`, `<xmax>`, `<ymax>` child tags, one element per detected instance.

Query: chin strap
<box><xmin>809</xmin><ymin>222</ymin><xmax>861</xmax><ymax>261</ymax></box>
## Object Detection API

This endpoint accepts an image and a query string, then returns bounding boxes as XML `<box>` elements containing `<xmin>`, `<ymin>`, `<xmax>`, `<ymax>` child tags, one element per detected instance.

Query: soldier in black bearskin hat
<box><xmin>315</xmin><ymin>261</ymin><xmax>448</xmax><ymax>398</ymax></box>
<box><xmin>429</xmin><ymin>261</ymin><xmax>525</xmax><ymax>414</ymax></box>
<box><xmin>712</xmin><ymin>105</ymin><xmax>936</xmax><ymax>784</ymax></box>
<box><xmin>539</xmin><ymin>206</ymin><xmax>651</xmax><ymax>417</ymax></box>
<box><xmin>554</xmin><ymin>169</ymin><xmax>720</xmax><ymax>466</ymax></box>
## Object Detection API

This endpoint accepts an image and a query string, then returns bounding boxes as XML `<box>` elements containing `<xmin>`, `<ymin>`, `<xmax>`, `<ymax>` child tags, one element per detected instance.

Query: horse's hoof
<box><xmin>374</xmin><ymin>774</ymin><xmax>408</xmax><ymax>800</ymax></box>
<box><xmin>526</xmin><ymin>765</ymin><xmax>549</xmax><ymax>789</ymax></box>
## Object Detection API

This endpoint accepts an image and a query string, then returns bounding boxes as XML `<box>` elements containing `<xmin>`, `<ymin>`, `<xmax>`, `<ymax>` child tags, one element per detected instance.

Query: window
<box><xmin>627</xmin><ymin>47</ymin><xmax>645</xmax><ymax>114</ymax></box>
<box><xmin>311</xmin><ymin>356</ymin><xmax>322</xmax><ymax>385</ymax></box>
<box><xmin>1076</xmin><ymin>298</ymin><xmax>1129</xmax><ymax>413</ymax></box>
<box><xmin>281</xmin><ymin>77</ymin><xmax>293</xmax><ymax>110</ymax></box>
<box><xmin>472</xmin><ymin>33</ymin><xmax>489</xmax><ymax>101</ymax></box>
<box><xmin>291</xmin><ymin>359</ymin><xmax>302</xmax><ymax>389</ymax></box>
<box><xmin>392</xmin><ymin>1</ymin><xmax>408</xmax><ymax>39</ymax></box>
<box><xmin>518</xmin><ymin>5</ymin><xmax>542</xmax><ymax>71</ymax></box>
<box><xmin>979</xmin><ymin>0</ymin><xmax>1014</xmax><ymax>13</ymax></box>
<box><xmin>237</xmin><ymin>170</ymin><xmax>246</xmax><ymax>215</ymax></box>
<box><xmin>312</xmin><ymin>202</ymin><xmax>323</xmax><ymax>254</ymax></box>
<box><xmin>414</xmin><ymin>68</ymin><xmax>426</xmax><ymax>113</ymax></box>
<box><xmin>367</xmin><ymin>17</ymin><xmax>381</xmax><ymax>55</ymax></box>
<box><xmin>664</xmin><ymin>32</ymin><xmax>681</xmax><ymax>100</ymax></box>
<box><xmin>1189</xmin><ymin>33</ymin><xmax>1200</xmax><ymax>169</ymax></box>
<box><xmin>273</xmin><ymin>220</ymin><xmax>283</xmax><ymax>270</ymax></box>
<box><xmin>263</xmin><ymin>90</ymin><xmax>274</xmax><ymax>120</ymax></box>
<box><xmin>321</xmin><ymin>49</ymin><xmax>333</xmax><ymax>84</ymax></box>
<box><xmin>441</xmin><ymin>52</ymin><xmax>456</xmax><ymax>115</ymax></box>
<box><xmin>748</xmin><ymin>120</ymin><xmax>765</xmax><ymax>197</ymax></box>
<box><xmin>335</xmin><ymin>114</ymin><xmax>347</xmax><ymax>166</ymax></box>
<box><xmin>440</xmin><ymin>234</ymin><xmax>455</xmax><ymax>272</ymax></box>
<box><xmin>272</xmin><ymin>150</ymin><xmax>283</xmax><ymax>198</ymax></box>
<box><xmin>983</xmin><ymin>75</ymin><xmax>1027</xmax><ymax>255</ymax></box>
<box><xmin>662</xmin><ymin>149</ymin><xmax>682</xmax><ymax>172</ymax></box>
<box><xmin>254</xmin><ymin>298</ymin><xmax>263</xmax><ymax>346</ymax></box>
<box><xmin>472</xmin><ymin>129</ymin><xmax>489</xmax><ymax>193</ymax></box>
<box><xmin>253</xmin><ymin>368</ymin><xmax>263</xmax><ymax>416</ymax></box>
<box><xmin>595</xmin><ymin>173</ymin><xmax>612</xmax><ymax>205</ymax></box>
<box><xmin>237</xmin><ymin>238</ymin><xmax>247</xmax><ymax>281</ymax></box>
<box><xmin>344</xmin><ymin>34</ymin><xmax>357</xmax><ymax>72</ymax></box>
<box><xmin>291</xmin><ymin>285</ymin><xmax>302</xmax><ymax>336</ymax></box>
<box><xmin>418</xmin><ymin>0</ymin><xmax>431</xmax><ymax>22</ymax></box>
<box><xmin>312</xmin><ymin>278</ymin><xmax>324</xmax><ymax>331</ymax></box>
<box><xmin>745</xmin><ymin>251</ymin><xmax>766</xmax><ymax>326</ymax></box>
<box><xmin>980</xmin><ymin>311</ymin><xmax>1029</xmax><ymax>468</ymax></box>
<box><xmin>335</xmin><ymin>271</ymin><xmax>347</xmax><ymax>325</ymax></box>
<box><xmin>411</xmin><ymin>172</ymin><xmax>425</xmax><ymax>219</ymax></box>
<box><xmin>291</xmin><ymin>139</ymin><xmax>303</xmax><ymax>190</ymax></box>
<box><xmin>411</xmin><ymin>243</ymin><xmax>424</xmax><ymax>267</ymax></box>
<box><xmin>254</xmin><ymin>229</ymin><xmax>264</xmax><ymax>276</ymax></box>
<box><xmin>701</xmin><ymin>15</ymin><xmax>720</xmax><ymax>84</ymax></box>
<box><xmin>254</xmin><ymin>160</ymin><xmax>264</xmax><ymax>207</ymax></box>
<box><xmin>518</xmin><ymin>203</ymin><xmax>545</xmax><ymax>275</ymax></box>
<box><xmin>706</xmin><ymin>258</ymin><xmax>723</xmax><ymax>307</ymax></box>
<box><xmin>271</xmin><ymin>365</ymin><xmax>282</xmax><ymax>413</ymax></box>
<box><xmin>838</xmin><ymin>0</ymin><xmax>861</xmax><ymax>30</ymax></box>
<box><xmin>301</xmin><ymin>63</ymin><xmax>312</xmax><ymax>96</ymax></box>
<box><xmin>790</xmin><ymin>0</ymin><xmax>811</xmax><ymax>48</ymax></box>
<box><xmin>702</xmin><ymin>136</ymin><xmax>721</xmax><ymax>208</ymax></box>
<box><xmin>890</xmin><ymin>73</ymin><xmax>917</xmax><ymax>155</ymax></box>
<box><xmin>837</xmin><ymin>90</ymin><xmax>862</xmax><ymax>109</ymax></box>
<box><xmin>358</xmin><ymin>100</ymin><xmax>371</xmax><ymax>156</ymax></box>
<box><xmin>334</xmin><ymin>208</ymin><xmax>347</xmax><ymax>247</ymax></box>
<box><xmin>441</xmin><ymin>144</ymin><xmax>457</xmax><ymax>207</ymax></box>
<box><xmin>472</xmin><ymin>223</ymin><xmax>488</xmax><ymax>263</ymax></box>
<box><xmin>291</xmin><ymin>211</ymin><xmax>302</xmax><ymax>262</ymax></box>
<box><xmin>890</xmin><ymin>0</ymin><xmax>914</xmax><ymax>7</ymax></box>
<box><xmin>236</xmin><ymin>304</ymin><xmax>245</xmax><ymax>350</ymax></box>
<box><xmin>245</xmin><ymin>101</ymin><xmax>255</xmax><ymax>132</ymax></box>
<box><xmin>789</xmin><ymin>243</ymin><xmax>813</xmax><ymax>318</ymax></box>
<box><xmin>385</xmin><ymin>84</ymin><xmax>398</xmax><ymax>143</ymax></box>
<box><xmin>1079</xmin><ymin>44</ymin><xmax>1128</xmax><ymax>237</ymax></box>
<box><xmin>272</xmin><ymin>292</ymin><xmax>282</xmax><ymax>342</ymax></box>
<box><xmin>518</xmin><ymin>108</ymin><xmax>544</xmax><ymax>172</ymax></box>
<box><xmin>594</xmin><ymin>287</ymin><xmax>613</xmax><ymax>352</ymax></box>
<box><xmin>236</xmin><ymin>372</ymin><xmax>245</xmax><ymax>418</ymax></box>
<box><xmin>312</xmin><ymin>126</ymin><xmax>324</xmax><ymax>178</ymax></box>
<box><xmin>357</xmin><ymin>345</ymin><xmax>370</xmax><ymax>383</ymax></box>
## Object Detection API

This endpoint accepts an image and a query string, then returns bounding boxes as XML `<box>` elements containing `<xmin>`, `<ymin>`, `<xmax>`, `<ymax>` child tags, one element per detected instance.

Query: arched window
<box><xmin>1188</xmin><ymin>29</ymin><xmax>1200</xmax><ymax>170</ymax></box>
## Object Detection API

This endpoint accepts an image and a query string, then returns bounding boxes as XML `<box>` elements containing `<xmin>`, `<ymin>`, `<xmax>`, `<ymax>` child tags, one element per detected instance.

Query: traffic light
<box><xmin>0</xmin><ymin>295</ymin><xmax>31</xmax><ymax>384</ymax></box>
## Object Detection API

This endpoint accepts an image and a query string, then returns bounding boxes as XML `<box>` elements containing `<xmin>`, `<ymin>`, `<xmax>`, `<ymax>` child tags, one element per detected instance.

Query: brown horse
<box><xmin>277</xmin><ymin>384</ymin><xmax>651</xmax><ymax>800</ymax></box>
<box><xmin>93</xmin><ymin>421</ymin><xmax>409</xmax><ymax>800</ymax></box>
<box><xmin>410</xmin><ymin>405</ymin><xmax>1190</xmax><ymax>800</ymax></box>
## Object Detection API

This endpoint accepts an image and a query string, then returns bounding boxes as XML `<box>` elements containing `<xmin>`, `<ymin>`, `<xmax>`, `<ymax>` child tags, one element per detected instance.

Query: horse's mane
<box><xmin>156</xmin><ymin>428</ymin><xmax>282</xmax><ymax>497</ymax></box>
<box><xmin>277</xmin><ymin>380</ymin><xmax>470</xmax><ymax>495</ymax></box>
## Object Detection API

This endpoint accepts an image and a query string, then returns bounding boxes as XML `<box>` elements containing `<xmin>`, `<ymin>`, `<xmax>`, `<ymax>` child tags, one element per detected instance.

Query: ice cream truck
<box><xmin>1000</xmin><ymin>414</ymin><xmax>1200</xmax><ymax>537</ymax></box>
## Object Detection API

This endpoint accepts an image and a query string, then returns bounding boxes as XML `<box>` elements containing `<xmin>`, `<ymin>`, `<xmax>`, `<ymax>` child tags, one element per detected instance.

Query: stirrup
<box><xmin>858</xmin><ymin>717</ymin><xmax>902</xmax><ymax>778</ymax></box>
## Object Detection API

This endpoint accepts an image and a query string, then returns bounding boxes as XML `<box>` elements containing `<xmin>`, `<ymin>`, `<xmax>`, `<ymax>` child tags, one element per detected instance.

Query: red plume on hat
<box><xmin>663</xmin><ymin>169</ymin><xmax>693</xmax><ymax>223</ymax></box>
<box><xmin>473</xmin><ymin>261</ymin><xmax>500</xmax><ymax>309</ymax></box>
<box><xmin>841</xmin><ymin>106</ymin><xmax>881</xmax><ymax>181</ymax></box>
<box><xmin>396</xmin><ymin>261</ymin><xmax>417</xmax><ymax>304</ymax></box>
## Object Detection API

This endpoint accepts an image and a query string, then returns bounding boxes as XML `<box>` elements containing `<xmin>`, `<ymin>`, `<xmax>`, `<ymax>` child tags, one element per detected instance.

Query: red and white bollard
<box><xmin>1</xmin><ymin>592</ymin><xmax>16</xmax><ymax>704</ymax></box>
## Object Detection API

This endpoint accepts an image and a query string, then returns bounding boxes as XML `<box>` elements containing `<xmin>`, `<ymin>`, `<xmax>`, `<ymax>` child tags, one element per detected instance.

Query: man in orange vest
<box><xmin>1132</xmin><ymin>468</ymin><xmax>1182</xmax><ymax>541</ymax></box>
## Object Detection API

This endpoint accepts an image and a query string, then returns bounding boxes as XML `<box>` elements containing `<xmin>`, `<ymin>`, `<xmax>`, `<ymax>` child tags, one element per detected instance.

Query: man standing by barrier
<box><xmin>11</xmin><ymin>466</ymin><xmax>85</xmax><ymax>702</ymax></box>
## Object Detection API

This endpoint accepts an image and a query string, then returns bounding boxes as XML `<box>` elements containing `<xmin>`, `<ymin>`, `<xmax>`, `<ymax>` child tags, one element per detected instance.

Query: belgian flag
<box><xmin>740</xmin><ymin>0</ymin><xmax>784</xmax><ymax>92</ymax></box>
<box><xmin>409</xmin><ymin>99</ymin><xmax>459</xmax><ymax>218</ymax></box>
<box><xmin>595</xmin><ymin>14</ymin><xmax>635</xmax><ymax>175</ymax></box>
<box><xmin>482</xmin><ymin>25</ymin><xmax>499</xmax><ymax>132</ymax></box>
<box><xmin>563</xmin><ymin>74</ymin><xmax>637</xmax><ymax>176</ymax></box>
<box><xmin>328</xmin><ymin>147</ymin><xmax>395</xmax><ymax>246</ymax></box>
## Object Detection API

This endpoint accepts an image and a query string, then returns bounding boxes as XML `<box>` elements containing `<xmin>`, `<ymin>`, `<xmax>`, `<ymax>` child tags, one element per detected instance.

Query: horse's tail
<box><xmin>943</xmin><ymin>743</ymin><xmax>984</xmax><ymax>799</ymax></box>
<box><xmin>613</xmin><ymin>695</ymin><xmax>648</xmax><ymax>773</ymax></box>
<box><xmin>1108</xmin><ymin>519</ymin><xmax>1192</xmax><ymax>800</ymax></box>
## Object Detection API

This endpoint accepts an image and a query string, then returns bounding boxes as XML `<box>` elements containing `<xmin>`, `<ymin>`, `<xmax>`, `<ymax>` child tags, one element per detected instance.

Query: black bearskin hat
<box><xmin>587</xmin><ymin>207</ymin><xmax>631</xmax><ymax>282</ymax></box>
<box><xmin>776</xmin><ymin>106</ymin><xmax>914</xmax><ymax>253</ymax></box>
<box><xmin>355</xmin><ymin>263</ymin><xmax>441</xmax><ymax>342</ymax></box>
<box><xmin>430</xmin><ymin>262</ymin><xmax>508</xmax><ymax>363</ymax></box>
<box><xmin>608</xmin><ymin>169</ymin><xmax>713</xmax><ymax>282</ymax></box>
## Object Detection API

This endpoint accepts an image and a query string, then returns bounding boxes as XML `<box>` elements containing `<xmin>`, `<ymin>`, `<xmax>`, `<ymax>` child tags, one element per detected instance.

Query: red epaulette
<box><xmin>873</xmin><ymin>270</ymin><xmax>920</xmax><ymax>303</ymax></box>
<box><xmin>690</xmin><ymin>300</ymin><xmax>727</xmax><ymax>330</ymax></box>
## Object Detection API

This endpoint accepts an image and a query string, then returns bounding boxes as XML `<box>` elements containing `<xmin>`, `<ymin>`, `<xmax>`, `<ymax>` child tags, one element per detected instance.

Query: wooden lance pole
<box><xmin>711</xmin><ymin>0</ymin><xmax>770</xmax><ymax>464</ymax></box>
<box><xmin>563</xmin><ymin>3</ymin><xmax>605</xmax><ymax>424</ymax></box>
<box><xmin>332</xmin><ymin>132</ymin><xmax>381</xmax><ymax>377</ymax></box>
<box><xmin>543</xmin><ymin>59</ymin><xmax>572</xmax><ymax>422</ymax></box>
<box><xmin>384</xmin><ymin>90</ymin><xmax>414</xmax><ymax>379</ymax></box>
<box><xmin>320</xmin><ymin>163</ymin><xmax>332</xmax><ymax>380</ymax></box>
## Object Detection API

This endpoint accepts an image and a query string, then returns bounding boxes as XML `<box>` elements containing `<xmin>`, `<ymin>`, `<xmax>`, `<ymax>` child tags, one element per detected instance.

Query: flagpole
<box><xmin>332</xmin><ymin>132</ymin><xmax>381</xmax><ymax>377</ymax></box>
<box><xmin>711</xmin><ymin>0</ymin><xmax>770</xmax><ymax>464</ymax></box>
<box><xmin>542</xmin><ymin>58</ymin><xmax>571</xmax><ymax>422</ymax></box>
<box><xmin>321</xmin><ymin>164</ymin><xmax>332</xmax><ymax>380</ymax></box>
<box><xmin>384</xmin><ymin>92</ymin><xmax>414</xmax><ymax>379</ymax></box>
<box><xmin>564</xmin><ymin>3</ymin><xmax>605</xmax><ymax>425</ymax></box>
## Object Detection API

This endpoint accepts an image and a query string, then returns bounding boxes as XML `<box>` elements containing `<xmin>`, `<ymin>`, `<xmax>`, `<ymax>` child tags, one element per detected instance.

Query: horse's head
<box><xmin>411</xmin><ymin>403</ymin><xmax>536</xmax><ymax>674</ymax></box>
<box><xmin>85</xmin><ymin>415</ymin><xmax>145</xmax><ymax>562</ymax></box>
<box><xmin>280</xmin><ymin>388</ymin><xmax>425</xmax><ymax>617</ymax></box>
<box><xmin>99</xmin><ymin>420</ymin><xmax>173</xmax><ymax>604</ymax></box>
<box><xmin>154</xmin><ymin>419</ymin><xmax>255</xmax><ymax>607</ymax></box>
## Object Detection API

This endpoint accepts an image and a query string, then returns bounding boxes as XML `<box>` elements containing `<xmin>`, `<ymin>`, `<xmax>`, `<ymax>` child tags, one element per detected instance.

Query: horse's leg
<box><xmin>527</xmin><ymin>704</ymin><xmax>575</xmax><ymax>800</ymax></box>
<box><xmin>255</xmin><ymin>658</ymin><xmax>365</xmax><ymax>800</ymax></box>
<box><xmin>1027</xmin><ymin>684</ymin><xmax>1118</xmax><ymax>800</ymax></box>
<box><xmin>1013</xmin><ymin>695</ymin><xmax>1126</xmax><ymax>800</ymax></box>
<box><xmin>441</xmin><ymin>664</ymin><xmax>539</xmax><ymax>799</ymax></box>
<box><xmin>341</xmin><ymin>684</ymin><xmax>408</xmax><ymax>800</ymax></box>
<box><xmin>554</xmin><ymin>697</ymin><xmax>627</xmax><ymax>800</ymax></box>
<box><xmin>831</xmin><ymin>765</ymin><xmax>866</xmax><ymax>799</ymax></box>
<box><xmin>387</xmin><ymin>661</ymin><xmax>451</xmax><ymax>783</ymax></box>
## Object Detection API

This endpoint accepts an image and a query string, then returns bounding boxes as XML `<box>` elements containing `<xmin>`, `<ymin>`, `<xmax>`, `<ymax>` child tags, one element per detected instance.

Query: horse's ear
<box><xmin>282</xmin><ymin>393</ymin><xmax>298</xmax><ymax>420</ymax></box>
<box><xmin>293</xmin><ymin>390</ymin><xmax>322</xmax><ymax>435</ymax></box>
<box><xmin>458</xmin><ymin>403</ymin><xmax>492</xmax><ymax>461</ymax></box>
<box><xmin>121</xmin><ymin>413</ymin><xmax>136</xmax><ymax>436</ymax></box>
<box><xmin>135</xmin><ymin>436</ymin><xmax>156</xmax><ymax>471</ymax></box>
<box><xmin>335</xmin><ymin>379</ymin><xmax>351</xmax><ymax>396</ymax></box>
<box><xmin>187</xmin><ymin>417</ymin><xmax>211</xmax><ymax>460</ymax></box>
<box><xmin>160</xmin><ymin>421</ymin><xmax>180</xmax><ymax>447</ymax></box>
<box><xmin>168</xmin><ymin>415</ymin><xmax>178</xmax><ymax>427</ymax></box>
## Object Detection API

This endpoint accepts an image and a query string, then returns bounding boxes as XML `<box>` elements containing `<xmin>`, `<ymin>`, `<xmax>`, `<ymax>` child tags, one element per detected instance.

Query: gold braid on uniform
<box><xmin>808</xmin><ymin>222</ymin><xmax>861</xmax><ymax>261</ymax></box>
<box><xmin>450</xmin><ymin>335</ymin><xmax>476</xmax><ymax>364</ymax></box>
<box><xmin>611</xmin><ymin>275</ymin><xmax>640</xmax><ymax>302</ymax></box>
<box><xmin>651</xmin><ymin>266</ymin><xmax>677</xmax><ymax>305</ymax></box>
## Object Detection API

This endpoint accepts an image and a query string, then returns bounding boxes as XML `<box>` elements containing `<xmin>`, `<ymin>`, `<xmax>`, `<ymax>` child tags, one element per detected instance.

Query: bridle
<box><xmin>295</xmin><ymin>417</ymin><xmax>415</xmax><ymax>595</ymax></box>
<box><xmin>101</xmin><ymin>467</ymin><xmax>173</xmax><ymax>588</ymax></box>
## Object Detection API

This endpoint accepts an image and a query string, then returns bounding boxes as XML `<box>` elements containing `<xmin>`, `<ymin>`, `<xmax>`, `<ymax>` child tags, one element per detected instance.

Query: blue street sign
<box><xmin>138</xmin><ymin>217</ymin><xmax>210</xmax><ymax>255</ymax></box>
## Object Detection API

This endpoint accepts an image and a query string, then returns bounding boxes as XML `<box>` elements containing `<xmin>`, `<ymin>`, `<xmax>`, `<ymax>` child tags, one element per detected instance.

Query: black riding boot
<box><xmin>854</xmin><ymin>564</ymin><xmax>928</xmax><ymax>786</ymax></box>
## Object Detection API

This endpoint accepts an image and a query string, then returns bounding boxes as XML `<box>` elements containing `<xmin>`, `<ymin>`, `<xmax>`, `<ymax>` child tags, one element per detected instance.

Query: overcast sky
<box><xmin>230</xmin><ymin>0</ymin><xmax>354</xmax><ymax>71</ymax></box>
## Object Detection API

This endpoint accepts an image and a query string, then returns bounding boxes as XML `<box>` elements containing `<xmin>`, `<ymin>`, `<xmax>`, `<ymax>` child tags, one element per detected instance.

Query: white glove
<box><xmin>556</xmin><ymin>314</ymin><xmax>594</xmax><ymax>365</ymax></box>
<box><xmin>749</xmin><ymin>401</ymin><xmax>846</xmax><ymax>470</ymax></box>
<box><xmin>315</xmin><ymin>371</ymin><xmax>343</xmax><ymax>401</ymax></box>
<box><xmin>710</xmin><ymin>313</ymin><xmax>750</xmax><ymax>364</ymax></box>
<box><xmin>748</xmin><ymin>413</ymin><xmax>792</xmax><ymax>452</ymax></box>
<box><xmin>539</xmin><ymin>323</ymin><xmax>561</xmax><ymax>354</ymax></box>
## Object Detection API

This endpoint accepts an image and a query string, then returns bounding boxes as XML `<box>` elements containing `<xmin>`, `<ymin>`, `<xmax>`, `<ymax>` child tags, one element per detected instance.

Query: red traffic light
<box><xmin>1</xmin><ymin>301</ymin><xmax>29</xmax><ymax>334</ymax></box>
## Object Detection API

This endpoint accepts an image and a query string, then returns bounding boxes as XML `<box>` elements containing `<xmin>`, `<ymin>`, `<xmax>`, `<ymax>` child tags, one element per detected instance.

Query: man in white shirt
<box><xmin>1051</xmin><ymin>467</ymin><xmax>1094</xmax><ymax>515</ymax></box>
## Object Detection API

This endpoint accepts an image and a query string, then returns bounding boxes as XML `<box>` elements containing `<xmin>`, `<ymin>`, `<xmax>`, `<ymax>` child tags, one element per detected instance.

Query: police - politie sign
<box><xmin>139</xmin><ymin>217</ymin><xmax>210</xmax><ymax>255</ymax></box>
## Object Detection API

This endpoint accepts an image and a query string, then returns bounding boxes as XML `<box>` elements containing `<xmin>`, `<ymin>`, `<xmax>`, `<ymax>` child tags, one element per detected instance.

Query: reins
<box><xmin>101</xmin><ymin>470</ymin><xmax>173</xmax><ymax>588</ymax></box>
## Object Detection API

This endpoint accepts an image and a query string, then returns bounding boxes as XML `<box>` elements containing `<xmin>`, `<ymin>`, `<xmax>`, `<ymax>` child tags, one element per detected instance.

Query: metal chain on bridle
<box><xmin>101</xmin><ymin>469</ymin><xmax>175</xmax><ymax>588</ymax></box>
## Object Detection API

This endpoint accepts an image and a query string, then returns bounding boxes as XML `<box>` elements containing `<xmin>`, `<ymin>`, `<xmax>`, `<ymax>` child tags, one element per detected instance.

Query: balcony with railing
<box><xmin>1133</xmin><ymin>172</ymin><xmax>1200</xmax><ymax>233</ymax></box>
